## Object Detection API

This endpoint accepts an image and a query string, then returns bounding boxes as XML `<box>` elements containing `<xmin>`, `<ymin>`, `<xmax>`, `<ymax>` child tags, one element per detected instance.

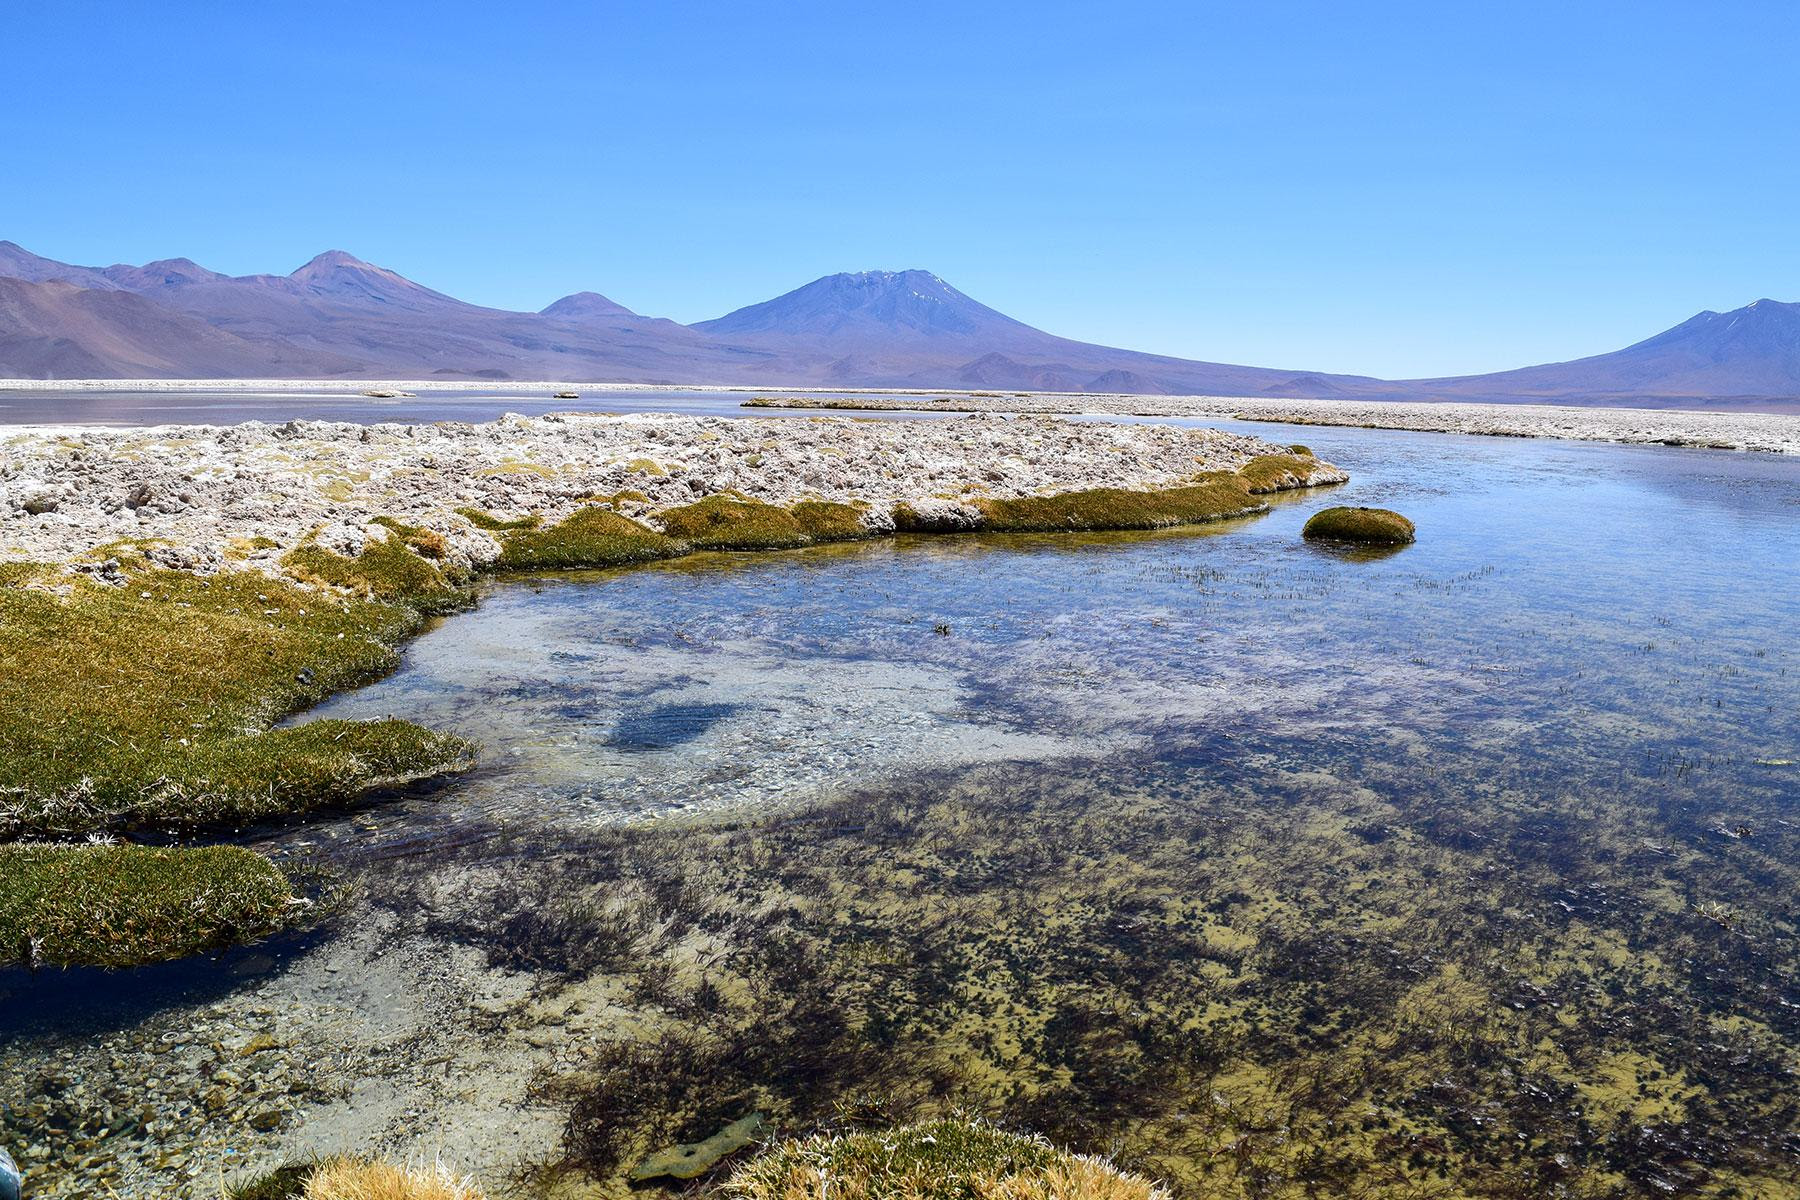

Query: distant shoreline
<box><xmin>2</xmin><ymin>379</ymin><xmax>1794</xmax><ymax>453</ymax></box>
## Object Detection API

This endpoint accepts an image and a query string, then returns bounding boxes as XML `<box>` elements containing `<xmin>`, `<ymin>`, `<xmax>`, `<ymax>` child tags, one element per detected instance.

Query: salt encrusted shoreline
<box><xmin>5</xmin><ymin>379</ymin><xmax>1795</xmax><ymax>454</ymax></box>
<box><xmin>744</xmin><ymin>394</ymin><xmax>1800</xmax><ymax>455</ymax></box>
<box><xmin>0</xmin><ymin>411</ymin><xmax>1318</xmax><ymax>566</ymax></box>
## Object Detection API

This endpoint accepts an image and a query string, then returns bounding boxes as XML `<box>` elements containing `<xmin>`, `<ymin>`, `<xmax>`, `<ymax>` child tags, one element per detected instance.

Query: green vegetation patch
<box><xmin>225</xmin><ymin>1162</ymin><xmax>315</xmax><ymax>1200</ymax></box>
<box><xmin>657</xmin><ymin>495</ymin><xmax>814</xmax><ymax>551</ymax></box>
<box><xmin>790</xmin><ymin>500</ymin><xmax>873</xmax><ymax>542</ymax></box>
<box><xmin>495</xmin><ymin>506</ymin><xmax>687</xmax><ymax>571</ymax></box>
<box><xmin>1302</xmin><ymin>505</ymin><xmax>1417</xmax><ymax>544</ymax></box>
<box><xmin>1235</xmin><ymin>453</ymin><xmax>1323</xmax><ymax>495</ymax></box>
<box><xmin>727</xmin><ymin>1118</ymin><xmax>1162</xmax><ymax>1200</ymax></box>
<box><xmin>975</xmin><ymin>477</ymin><xmax>1262</xmax><ymax>533</ymax></box>
<box><xmin>0</xmin><ymin>843</ymin><xmax>294</xmax><ymax>968</ymax></box>
<box><xmin>284</xmin><ymin>527</ymin><xmax>471</xmax><ymax>615</ymax></box>
<box><xmin>0</xmin><ymin>567</ymin><xmax>474</xmax><ymax>837</ymax></box>
<box><xmin>455</xmin><ymin>507</ymin><xmax>541</xmax><ymax>532</ymax></box>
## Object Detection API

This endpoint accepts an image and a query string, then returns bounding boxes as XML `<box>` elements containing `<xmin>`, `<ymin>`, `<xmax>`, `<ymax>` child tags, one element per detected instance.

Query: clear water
<box><xmin>3</xmin><ymin>422</ymin><xmax>1797</xmax><ymax>1197</ymax></box>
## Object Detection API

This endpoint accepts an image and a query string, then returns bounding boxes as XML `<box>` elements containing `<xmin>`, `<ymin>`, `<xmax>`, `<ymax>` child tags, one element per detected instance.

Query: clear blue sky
<box><xmin>6</xmin><ymin>1</ymin><xmax>1796</xmax><ymax>377</ymax></box>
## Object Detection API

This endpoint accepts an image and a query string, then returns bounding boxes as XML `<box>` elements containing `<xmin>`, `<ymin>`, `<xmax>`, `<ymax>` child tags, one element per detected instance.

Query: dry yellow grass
<box><xmin>301</xmin><ymin>1159</ymin><xmax>486</xmax><ymax>1200</ymax></box>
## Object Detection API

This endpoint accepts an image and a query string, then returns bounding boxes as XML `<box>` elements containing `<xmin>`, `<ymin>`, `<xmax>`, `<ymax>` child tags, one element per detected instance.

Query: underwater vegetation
<box><xmin>395</xmin><ymin>722</ymin><xmax>1800</xmax><ymax>1200</ymax></box>
<box><xmin>726</xmin><ymin>1117</ymin><xmax>1167</xmax><ymax>1200</ymax></box>
<box><xmin>1302</xmin><ymin>506</ymin><xmax>1416</xmax><ymax>545</ymax></box>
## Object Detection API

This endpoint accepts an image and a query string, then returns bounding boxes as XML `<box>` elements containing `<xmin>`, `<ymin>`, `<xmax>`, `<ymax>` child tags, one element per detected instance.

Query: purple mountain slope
<box><xmin>0</xmin><ymin>277</ymin><xmax>357</xmax><ymax>378</ymax></box>
<box><xmin>696</xmin><ymin>270</ymin><xmax>1386</xmax><ymax>395</ymax></box>
<box><xmin>1409</xmin><ymin>299</ymin><xmax>1800</xmax><ymax>404</ymax></box>
<box><xmin>0</xmin><ymin>242</ymin><xmax>1795</xmax><ymax>408</ymax></box>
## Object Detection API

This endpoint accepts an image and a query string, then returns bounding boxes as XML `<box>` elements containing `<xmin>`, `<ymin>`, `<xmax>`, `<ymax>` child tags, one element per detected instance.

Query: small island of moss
<box><xmin>1302</xmin><ymin>505</ymin><xmax>1416</xmax><ymax>545</ymax></box>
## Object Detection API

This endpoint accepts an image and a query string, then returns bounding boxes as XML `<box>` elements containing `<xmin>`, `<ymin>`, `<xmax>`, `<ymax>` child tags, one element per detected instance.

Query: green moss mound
<box><xmin>284</xmin><ymin>530</ymin><xmax>471</xmax><ymax>615</ymax></box>
<box><xmin>454</xmin><ymin>507</ymin><xmax>541</xmax><ymax>532</ymax></box>
<box><xmin>496</xmin><ymin>506</ymin><xmax>686</xmax><ymax>571</ymax></box>
<box><xmin>976</xmin><ymin>477</ymin><xmax>1261</xmax><ymax>532</ymax></box>
<box><xmin>1302</xmin><ymin>505</ymin><xmax>1416</xmax><ymax>545</ymax></box>
<box><xmin>790</xmin><ymin>500</ymin><xmax>873</xmax><ymax>542</ymax></box>
<box><xmin>726</xmin><ymin>1118</ymin><xmax>1164</xmax><ymax>1200</ymax></box>
<box><xmin>0</xmin><ymin>568</ymin><xmax>474</xmax><ymax>838</ymax></box>
<box><xmin>0</xmin><ymin>843</ymin><xmax>294</xmax><ymax>968</ymax></box>
<box><xmin>657</xmin><ymin>495</ymin><xmax>813</xmax><ymax>550</ymax></box>
<box><xmin>1235</xmin><ymin>453</ymin><xmax>1322</xmax><ymax>495</ymax></box>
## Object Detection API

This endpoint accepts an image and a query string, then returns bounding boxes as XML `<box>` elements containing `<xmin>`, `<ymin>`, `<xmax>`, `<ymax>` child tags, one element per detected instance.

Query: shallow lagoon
<box><xmin>2</xmin><ymin>423</ymin><xmax>1797</xmax><ymax>1197</ymax></box>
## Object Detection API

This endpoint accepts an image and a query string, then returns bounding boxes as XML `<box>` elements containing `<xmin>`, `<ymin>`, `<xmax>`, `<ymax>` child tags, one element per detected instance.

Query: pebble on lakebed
<box><xmin>1302</xmin><ymin>505</ymin><xmax>1416</xmax><ymax>544</ymax></box>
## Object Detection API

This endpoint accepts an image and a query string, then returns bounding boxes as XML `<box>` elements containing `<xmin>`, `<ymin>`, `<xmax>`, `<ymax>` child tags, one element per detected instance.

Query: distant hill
<box><xmin>0</xmin><ymin>276</ymin><xmax>354</xmax><ymax>378</ymax></box>
<box><xmin>1410</xmin><ymin>298</ymin><xmax>1800</xmax><ymax>405</ymax></box>
<box><xmin>0</xmin><ymin>241</ymin><xmax>1795</xmax><ymax>410</ymax></box>
<box><xmin>695</xmin><ymin>269</ymin><xmax>1385</xmax><ymax>396</ymax></box>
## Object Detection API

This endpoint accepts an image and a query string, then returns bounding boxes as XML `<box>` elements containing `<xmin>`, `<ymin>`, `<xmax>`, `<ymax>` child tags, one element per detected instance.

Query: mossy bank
<box><xmin>0</xmin><ymin>446</ymin><xmax>1344</xmax><ymax>968</ymax></box>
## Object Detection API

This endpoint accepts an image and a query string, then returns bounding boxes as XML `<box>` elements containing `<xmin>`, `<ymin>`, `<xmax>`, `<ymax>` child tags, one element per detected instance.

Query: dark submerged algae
<box><xmin>726</xmin><ymin>1117</ymin><xmax>1165</xmax><ymax>1200</ymax></box>
<box><xmin>402</xmin><ymin>730</ymin><xmax>1800</xmax><ymax>1199</ymax></box>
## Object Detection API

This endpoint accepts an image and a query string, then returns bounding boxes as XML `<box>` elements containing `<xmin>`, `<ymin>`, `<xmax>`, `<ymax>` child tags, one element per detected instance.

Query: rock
<box><xmin>19</xmin><ymin>487</ymin><xmax>58</xmax><ymax>516</ymax></box>
<box><xmin>0</xmin><ymin>1145</ymin><xmax>20</xmax><ymax>1200</ymax></box>
<box><xmin>629</xmin><ymin>1112</ymin><xmax>769</xmax><ymax>1181</ymax></box>
<box><xmin>554</xmin><ymin>391</ymin><xmax>580</xmax><ymax>399</ymax></box>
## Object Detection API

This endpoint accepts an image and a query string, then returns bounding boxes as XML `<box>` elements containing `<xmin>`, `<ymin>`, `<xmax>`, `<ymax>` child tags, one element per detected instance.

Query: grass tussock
<box><xmin>974</xmin><ymin>477</ymin><xmax>1262</xmax><ymax>533</ymax></box>
<box><xmin>0</xmin><ymin>567</ymin><xmax>474</xmax><ymax>838</ymax></box>
<box><xmin>726</xmin><ymin>1119</ymin><xmax>1166</xmax><ymax>1200</ymax></box>
<box><xmin>657</xmin><ymin>495</ymin><xmax>814</xmax><ymax>551</ymax></box>
<box><xmin>0</xmin><ymin>843</ymin><xmax>293</xmax><ymax>968</ymax></box>
<box><xmin>300</xmin><ymin>1158</ymin><xmax>485</xmax><ymax>1200</ymax></box>
<box><xmin>1302</xmin><ymin>505</ymin><xmax>1416</xmax><ymax>544</ymax></box>
<box><xmin>495</xmin><ymin>506</ymin><xmax>686</xmax><ymax>571</ymax></box>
